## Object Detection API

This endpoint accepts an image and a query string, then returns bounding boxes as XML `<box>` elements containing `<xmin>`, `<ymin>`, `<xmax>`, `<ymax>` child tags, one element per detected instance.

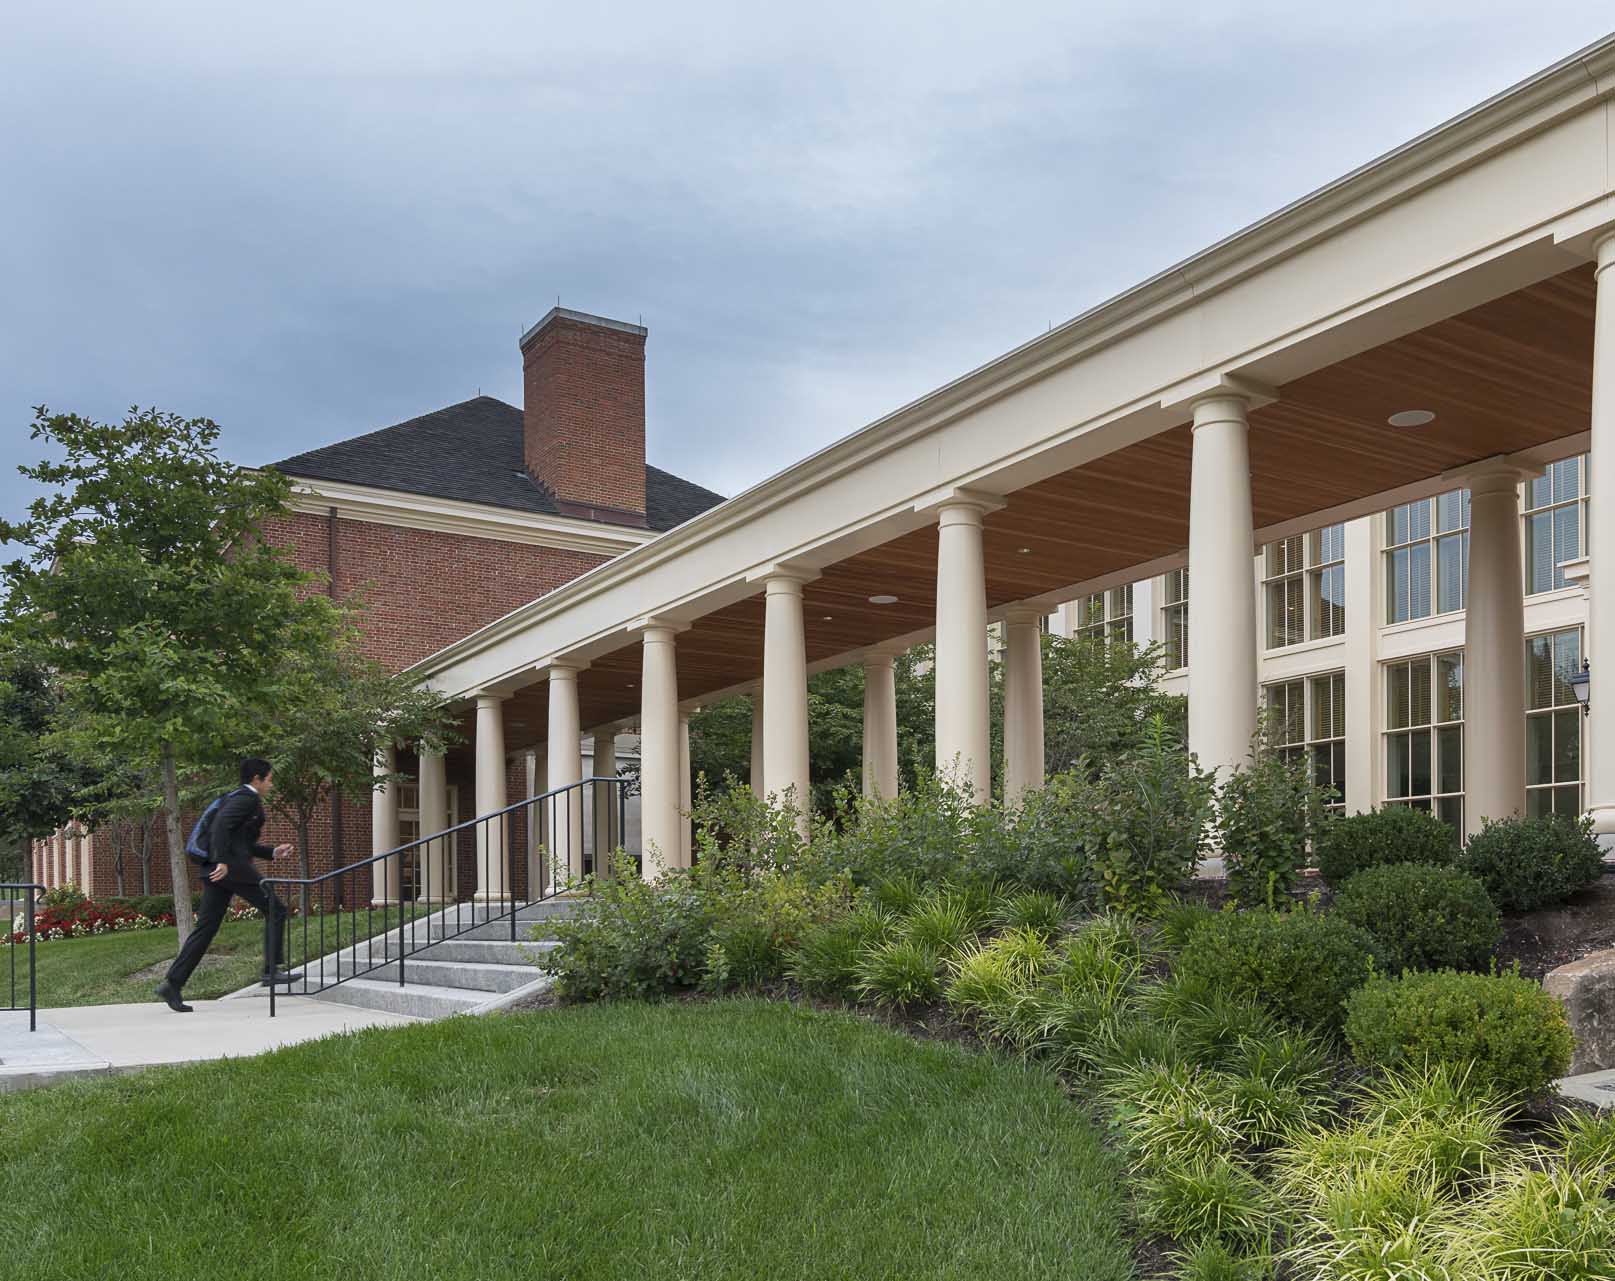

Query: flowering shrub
<box><xmin>4</xmin><ymin>897</ymin><xmax>259</xmax><ymax>945</ymax></box>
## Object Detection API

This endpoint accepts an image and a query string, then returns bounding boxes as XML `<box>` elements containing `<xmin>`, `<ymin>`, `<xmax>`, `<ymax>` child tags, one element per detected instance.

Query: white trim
<box><xmin>287</xmin><ymin>478</ymin><xmax>657</xmax><ymax>556</ymax></box>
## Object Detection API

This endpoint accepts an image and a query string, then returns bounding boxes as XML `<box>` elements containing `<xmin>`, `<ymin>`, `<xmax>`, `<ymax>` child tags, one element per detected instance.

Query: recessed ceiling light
<box><xmin>1388</xmin><ymin>409</ymin><xmax>1436</xmax><ymax>428</ymax></box>
<box><xmin>1018</xmin><ymin>547</ymin><xmax>1032</xmax><ymax>555</ymax></box>
<box><xmin>868</xmin><ymin>594</ymin><xmax>899</xmax><ymax>605</ymax></box>
<box><xmin>822</xmin><ymin>615</ymin><xmax>834</xmax><ymax>622</ymax></box>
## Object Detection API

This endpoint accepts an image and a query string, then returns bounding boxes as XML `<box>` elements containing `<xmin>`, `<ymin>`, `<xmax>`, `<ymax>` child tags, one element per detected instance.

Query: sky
<box><xmin>2</xmin><ymin>3</ymin><xmax>1613</xmax><ymax>529</ymax></box>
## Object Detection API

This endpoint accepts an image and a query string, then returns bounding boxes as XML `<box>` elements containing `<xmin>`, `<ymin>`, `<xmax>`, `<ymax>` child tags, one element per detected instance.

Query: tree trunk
<box><xmin>139</xmin><ymin>817</ymin><xmax>152</xmax><ymax>894</ymax></box>
<box><xmin>160</xmin><ymin>746</ymin><xmax>195</xmax><ymax>942</ymax></box>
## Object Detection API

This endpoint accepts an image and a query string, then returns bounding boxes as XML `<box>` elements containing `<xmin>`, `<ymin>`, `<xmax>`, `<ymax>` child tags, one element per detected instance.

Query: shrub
<box><xmin>988</xmin><ymin>888</ymin><xmax>1074</xmax><ymax>936</ymax></box>
<box><xmin>39</xmin><ymin>883</ymin><xmax>87</xmax><ymax>909</ymax></box>
<box><xmin>786</xmin><ymin>904</ymin><xmax>890</xmax><ymax>998</ymax></box>
<box><xmin>1343</xmin><ymin>969</ymin><xmax>1574</xmax><ymax>1101</ymax></box>
<box><xmin>1080</xmin><ymin>715</ymin><xmax>1213</xmax><ymax>914</ymax></box>
<box><xmin>1175</xmin><ymin>909</ymin><xmax>1383</xmax><ymax>1033</ymax></box>
<box><xmin>854</xmin><ymin>938</ymin><xmax>942</xmax><ymax>1007</ymax></box>
<box><xmin>1137</xmin><ymin>1153</ymin><xmax>1277</xmax><ymax>1251</ymax></box>
<box><xmin>1313</xmin><ymin>805</ymin><xmax>1457</xmax><ymax>887</ymax></box>
<box><xmin>944</xmin><ymin>928</ymin><xmax>1054</xmax><ymax>1029</ymax></box>
<box><xmin>967</xmin><ymin>775</ymin><xmax>1094</xmax><ymax>900</ymax></box>
<box><xmin>896</xmin><ymin>889</ymin><xmax>982</xmax><ymax>954</ymax></box>
<box><xmin>1167</xmin><ymin>1242</ymin><xmax>1273</xmax><ymax>1281</ymax></box>
<box><xmin>1441</xmin><ymin>1164</ymin><xmax>1615</xmax><ymax>1279</ymax></box>
<box><xmin>701</xmin><ymin>870</ymin><xmax>853</xmax><ymax>993</ymax></box>
<box><xmin>821</xmin><ymin>777</ymin><xmax>974</xmax><ymax>888</ymax></box>
<box><xmin>1332</xmin><ymin>863</ymin><xmax>1501</xmax><ymax>974</ymax></box>
<box><xmin>1461</xmin><ymin>814</ymin><xmax>1605</xmax><ymax>912</ymax></box>
<box><xmin>1214</xmin><ymin>745</ymin><xmax>1330</xmax><ymax>907</ymax></box>
<box><xmin>539</xmin><ymin>875</ymin><xmax>713</xmax><ymax>1001</ymax></box>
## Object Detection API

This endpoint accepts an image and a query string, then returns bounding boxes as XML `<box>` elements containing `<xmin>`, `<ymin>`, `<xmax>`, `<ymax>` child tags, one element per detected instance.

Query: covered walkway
<box><xmin>391</xmin><ymin>39</ymin><xmax>1615</xmax><ymax>879</ymax></box>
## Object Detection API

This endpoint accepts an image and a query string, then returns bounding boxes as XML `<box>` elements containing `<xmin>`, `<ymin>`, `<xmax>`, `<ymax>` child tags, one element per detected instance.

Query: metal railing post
<box><xmin>27</xmin><ymin>885</ymin><xmax>37</xmax><ymax>1032</ymax></box>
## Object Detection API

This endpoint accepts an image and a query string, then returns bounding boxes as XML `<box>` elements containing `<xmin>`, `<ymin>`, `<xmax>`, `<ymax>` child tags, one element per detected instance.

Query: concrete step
<box><xmin>355</xmin><ymin>936</ymin><xmax>555</xmax><ymax>966</ymax></box>
<box><xmin>333</xmin><ymin>956</ymin><xmax>538</xmax><ymax>993</ymax></box>
<box><xmin>311</xmin><ymin>978</ymin><xmax>484</xmax><ymax>1020</ymax></box>
<box><xmin>462</xmin><ymin>917</ymin><xmax>576</xmax><ymax>942</ymax></box>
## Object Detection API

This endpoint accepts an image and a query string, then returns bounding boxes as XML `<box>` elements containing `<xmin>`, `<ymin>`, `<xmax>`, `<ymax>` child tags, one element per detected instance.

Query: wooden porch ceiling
<box><xmin>471</xmin><ymin>265</ymin><xmax>1596</xmax><ymax>758</ymax></box>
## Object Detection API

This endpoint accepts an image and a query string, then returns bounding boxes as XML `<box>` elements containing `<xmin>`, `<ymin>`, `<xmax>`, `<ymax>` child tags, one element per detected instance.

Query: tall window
<box><xmin>1265</xmin><ymin>672</ymin><xmax>1346</xmax><ymax>810</ymax></box>
<box><xmin>1524</xmin><ymin>456</ymin><xmax>1589</xmax><ymax>594</ymax></box>
<box><xmin>1385</xmin><ymin>651</ymin><xmax>1464</xmax><ymax>830</ymax></box>
<box><xmin>1075</xmin><ymin>584</ymin><xmax>1134</xmax><ymax>643</ymax></box>
<box><xmin>1385</xmin><ymin>491</ymin><xmax>1469</xmax><ymax>623</ymax></box>
<box><xmin>1163</xmin><ymin>569</ymin><xmax>1189</xmax><ymax>669</ymax></box>
<box><xmin>1527</xmin><ymin>628</ymin><xmax>1583</xmax><ymax>816</ymax></box>
<box><xmin>1263</xmin><ymin>524</ymin><xmax>1346</xmax><ymax>648</ymax></box>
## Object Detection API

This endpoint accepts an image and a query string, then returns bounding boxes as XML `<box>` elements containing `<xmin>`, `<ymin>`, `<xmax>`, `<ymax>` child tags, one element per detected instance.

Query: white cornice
<box><xmin>408</xmin><ymin>35</ymin><xmax>1615</xmax><ymax>687</ymax></box>
<box><xmin>287</xmin><ymin>478</ymin><xmax>657</xmax><ymax>556</ymax></box>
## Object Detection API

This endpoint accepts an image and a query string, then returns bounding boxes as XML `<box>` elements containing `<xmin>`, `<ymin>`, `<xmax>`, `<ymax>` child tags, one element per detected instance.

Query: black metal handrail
<box><xmin>261</xmin><ymin>776</ymin><xmax>625</xmax><ymax>1016</ymax></box>
<box><xmin>2</xmin><ymin>883</ymin><xmax>41</xmax><ymax>1031</ymax></box>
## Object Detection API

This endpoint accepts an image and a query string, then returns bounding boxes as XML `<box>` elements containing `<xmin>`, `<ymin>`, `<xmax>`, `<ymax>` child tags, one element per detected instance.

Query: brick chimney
<box><xmin>519</xmin><ymin>307</ymin><xmax>648</xmax><ymax>525</ymax></box>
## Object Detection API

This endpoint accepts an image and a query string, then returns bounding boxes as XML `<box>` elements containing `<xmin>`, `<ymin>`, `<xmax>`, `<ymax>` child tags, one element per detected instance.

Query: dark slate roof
<box><xmin>268</xmin><ymin>396</ymin><xmax>724</xmax><ymax>533</ymax></box>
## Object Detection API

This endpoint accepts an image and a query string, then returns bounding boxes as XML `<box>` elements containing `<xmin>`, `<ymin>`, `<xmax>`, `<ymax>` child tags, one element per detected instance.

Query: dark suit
<box><xmin>165</xmin><ymin>785</ymin><xmax>288</xmax><ymax>988</ymax></box>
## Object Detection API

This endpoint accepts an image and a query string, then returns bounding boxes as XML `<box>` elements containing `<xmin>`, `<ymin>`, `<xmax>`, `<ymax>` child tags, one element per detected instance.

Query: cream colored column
<box><xmin>1003</xmin><ymin>606</ymin><xmax>1046</xmax><ymax>802</ymax></box>
<box><xmin>749</xmin><ymin>687</ymin><xmax>765</xmax><ymax>796</ymax></box>
<box><xmin>862</xmin><ymin>652</ymin><xmax>899</xmax><ymax>799</ymax></box>
<box><xmin>639</xmin><ymin>625</ymin><xmax>682</xmax><ymax>877</ymax></box>
<box><xmin>678</xmin><ymin>711</ymin><xmax>694</xmax><ymax>862</ymax></box>
<box><xmin>78</xmin><ymin>828</ymin><xmax>94</xmax><ymax>892</ymax></box>
<box><xmin>1342</xmin><ymin>517</ymin><xmax>1379</xmax><ymax>814</ymax></box>
<box><xmin>53</xmin><ymin>830</ymin><xmax>64</xmax><ymax>887</ymax></box>
<box><xmin>762</xmin><ymin>573</ymin><xmax>812</xmax><ymax>832</ymax></box>
<box><xmin>370</xmin><ymin>742</ymin><xmax>401</xmax><ymax>903</ymax></box>
<box><xmin>473</xmin><ymin>694</ymin><xmax>510</xmax><ymax>902</ymax></box>
<box><xmin>1187</xmin><ymin>394</ymin><xmax>1259</xmax><ymax>779</ymax></box>
<box><xmin>591</xmin><ymin>731</ymin><xmax>618</xmax><ymax>875</ymax></box>
<box><xmin>1465</xmin><ymin>464</ymin><xmax>1530</xmax><ymax>835</ymax></box>
<box><xmin>1587</xmin><ymin>234</ymin><xmax>1615</xmax><ymax>838</ymax></box>
<box><xmin>934</xmin><ymin>500</ymin><xmax>992</xmax><ymax>803</ymax></box>
<box><xmin>547</xmin><ymin>665</ymin><xmax>585</xmax><ymax>887</ymax></box>
<box><xmin>417</xmin><ymin>747</ymin><xmax>451</xmax><ymax>902</ymax></box>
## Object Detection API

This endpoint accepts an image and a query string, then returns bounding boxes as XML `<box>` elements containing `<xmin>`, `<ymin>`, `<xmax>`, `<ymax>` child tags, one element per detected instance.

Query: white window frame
<box><xmin>1383</xmin><ymin>650</ymin><xmax>1465</xmax><ymax>830</ymax></box>
<box><xmin>1526</xmin><ymin>627</ymin><xmax>1584</xmax><ymax>816</ymax></box>
<box><xmin>1263</xmin><ymin>671</ymin><xmax>1346</xmax><ymax>811</ymax></box>
<box><xmin>1384</xmin><ymin>491</ymin><xmax>1469</xmax><ymax>624</ymax></box>
<box><xmin>1523</xmin><ymin>456</ymin><xmax>1589</xmax><ymax>596</ymax></box>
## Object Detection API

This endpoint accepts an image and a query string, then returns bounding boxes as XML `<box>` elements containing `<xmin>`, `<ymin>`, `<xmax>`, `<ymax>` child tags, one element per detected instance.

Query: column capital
<box><xmin>630</xmin><ymin>616</ymin><xmax>691</xmax><ymax>641</ymax></box>
<box><xmin>544</xmin><ymin>660</ymin><xmax>588</xmax><ymax>681</ymax></box>
<box><xmin>912</xmin><ymin>484</ymin><xmax>1006</xmax><ymax>520</ymax></box>
<box><xmin>745</xmin><ymin>562</ymin><xmax>822</xmax><ymax>588</ymax></box>
<box><xmin>1189</xmin><ymin>390</ymin><xmax>1256</xmax><ymax>429</ymax></box>
<box><xmin>1442</xmin><ymin>454</ymin><xmax>1541</xmax><ymax>494</ymax></box>
<box><xmin>1162</xmin><ymin>372</ymin><xmax>1276</xmax><ymax>416</ymax></box>
<box><xmin>1002</xmin><ymin>603</ymin><xmax>1046</xmax><ymax>627</ymax></box>
<box><xmin>471</xmin><ymin>690</ymin><xmax>509</xmax><ymax>707</ymax></box>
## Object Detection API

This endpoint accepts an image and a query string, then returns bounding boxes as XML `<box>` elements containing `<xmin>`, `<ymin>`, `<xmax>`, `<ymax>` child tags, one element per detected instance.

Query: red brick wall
<box><xmin>521</xmin><ymin>315</ymin><xmax>647</xmax><ymax>522</ymax></box>
<box><xmin>259</xmin><ymin>510</ymin><xmax>610</xmax><ymax>672</ymax></box>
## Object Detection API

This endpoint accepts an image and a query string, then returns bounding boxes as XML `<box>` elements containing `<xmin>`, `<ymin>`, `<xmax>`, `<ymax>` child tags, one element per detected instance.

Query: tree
<box><xmin>1</xmin><ymin>408</ymin><xmax>332</xmax><ymax>940</ymax></box>
<box><xmin>259</xmin><ymin>613</ymin><xmax>457</xmax><ymax>907</ymax></box>
<box><xmin>1037</xmin><ymin>633</ymin><xmax>1186</xmax><ymax>777</ymax></box>
<box><xmin>0</xmin><ymin>650</ymin><xmax>100</xmax><ymax>881</ymax></box>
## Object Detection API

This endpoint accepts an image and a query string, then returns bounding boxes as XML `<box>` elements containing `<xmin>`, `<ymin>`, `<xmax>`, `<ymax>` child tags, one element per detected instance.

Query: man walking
<box><xmin>156</xmin><ymin>756</ymin><xmax>302</xmax><ymax>1013</ymax></box>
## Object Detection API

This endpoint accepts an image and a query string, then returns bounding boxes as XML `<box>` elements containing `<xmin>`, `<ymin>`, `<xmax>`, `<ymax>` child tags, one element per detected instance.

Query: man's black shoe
<box><xmin>261</xmin><ymin>969</ymin><xmax>304</xmax><ymax>986</ymax></box>
<box><xmin>155</xmin><ymin>980</ymin><xmax>192</xmax><ymax>1013</ymax></box>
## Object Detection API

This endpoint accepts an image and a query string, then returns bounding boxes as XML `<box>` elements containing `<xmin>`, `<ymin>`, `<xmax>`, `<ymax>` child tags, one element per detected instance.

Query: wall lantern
<box><xmin>1571</xmin><ymin>659</ymin><xmax>1590</xmax><ymax>715</ymax></box>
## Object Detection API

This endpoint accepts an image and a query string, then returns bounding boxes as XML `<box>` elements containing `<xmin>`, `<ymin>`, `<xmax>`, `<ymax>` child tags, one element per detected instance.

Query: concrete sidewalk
<box><xmin>0</xmin><ymin>997</ymin><xmax>418</xmax><ymax>1092</ymax></box>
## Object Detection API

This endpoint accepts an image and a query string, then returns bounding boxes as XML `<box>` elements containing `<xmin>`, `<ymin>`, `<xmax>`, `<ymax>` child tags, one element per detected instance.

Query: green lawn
<box><xmin>0</xmin><ymin>1000</ymin><xmax>1136</xmax><ymax>1280</ymax></box>
<box><xmin>19</xmin><ymin>905</ymin><xmax>425</xmax><ymax>1008</ymax></box>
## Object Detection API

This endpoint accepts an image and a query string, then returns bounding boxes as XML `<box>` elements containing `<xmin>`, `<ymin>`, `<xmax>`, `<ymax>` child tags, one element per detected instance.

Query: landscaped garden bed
<box><xmin>533</xmin><ymin>749</ymin><xmax>1615</xmax><ymax>1280</ymax></box>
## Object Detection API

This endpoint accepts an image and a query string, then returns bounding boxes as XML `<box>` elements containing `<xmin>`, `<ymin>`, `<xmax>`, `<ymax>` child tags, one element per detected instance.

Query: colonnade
<box><xmin>374</xmin><ymin>226</ymin><xmax>1615</xmax><ymax>891</ymax></box>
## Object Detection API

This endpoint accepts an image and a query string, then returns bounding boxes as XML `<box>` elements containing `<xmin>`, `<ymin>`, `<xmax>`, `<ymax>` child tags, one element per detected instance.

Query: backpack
<box><xmin>185</xmin><ymin>791</ymin><xmax>235</xmax><ymax>865</ymax></box>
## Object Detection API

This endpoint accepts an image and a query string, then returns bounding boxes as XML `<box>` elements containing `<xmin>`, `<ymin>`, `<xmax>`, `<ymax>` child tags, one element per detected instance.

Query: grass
<box><xmin>18</xmin><ymin>904</ymin><xmax>426</xmax><ymax>1008</ymax></box>
<box><xmin>0</xmin><ymin>999</ymin><xmax>1137</xmax><ymax>1281</ymax></box>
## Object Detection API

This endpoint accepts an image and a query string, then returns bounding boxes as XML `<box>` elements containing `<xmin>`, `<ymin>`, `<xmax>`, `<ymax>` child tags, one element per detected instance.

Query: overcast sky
<box><xmin>2</xmin><ymin>3</ymin><xmax>1613</xmax><ymax>528</ymax></box>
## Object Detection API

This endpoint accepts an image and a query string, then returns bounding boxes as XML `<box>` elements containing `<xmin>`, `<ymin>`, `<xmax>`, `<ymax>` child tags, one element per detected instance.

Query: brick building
<box><xmin>34</xmin><ymin>308</ymin><xmax>723</xmax><ymax>901</ymax></box>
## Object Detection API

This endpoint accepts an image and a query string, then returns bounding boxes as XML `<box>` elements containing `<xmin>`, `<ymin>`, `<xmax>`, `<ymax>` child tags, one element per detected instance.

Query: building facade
<box><xmin>1050</xmin><ymin>453</ymin><xmax>1591</xmax><ymax>830</ymax></box>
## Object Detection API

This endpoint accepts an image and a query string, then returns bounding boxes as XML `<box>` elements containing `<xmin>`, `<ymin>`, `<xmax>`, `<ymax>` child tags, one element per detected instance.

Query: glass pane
<box><xmin>1555</xmin><ymin>785</ymin><xmax>1582</xmax><ymax>817</ymax></box>
<box><xmin>1553</xmin><ymin>457</ymin><xmax>1580</xmax><ymax>505</ymax></box>
<box><xmin>1553</xmin><ymin>630</ymin><xmax>1581</xmax><ymax>707</ymax></box>
<box><xmin>1438</xmin><ymin>653</ymin><xmax>1463</xmax><ymax>723</ymax></box>
<box><xmin>1411</xmin><ymin>659</ymin><xmax>1434</xmax><ymax>728</ymax></box>
<box><xmin>1411</xmin><ymin>731</ymin><xmax>1433</xmax><ymax>798</ymax></box>
<box><xmin>1437</xmin><ymin>726</ymin><xmax>1463</xmax><ymax>796</ymax></box>
<box><xmin>1387</xmin><ymin>547</ymin><xmax>1411</xmax><ymax>623</ymax></box>
<box><xmin>1555</xmin><ymin>505</ymin><xmax>1580</xmax><ymax>586</ymax></box>
<box><xmin>1554</xmin><ymin>708</ymin><xmax>1581</xmax><ymax>784</ymax></box>
<box><xmin>1528</xmin><ymin>788</ymin><xmax>1552</xmax><ymax>818</ymax></box>
<box><xmin>1411</xmin><ymin>542</ymin><xmax>1434</xmax><ymax>619</ymax></box>
<box><xmin>1526</xmin><ymin>511</ymin><xmax>1554</xmax><ymax>595</ymax></box>
<box><xmin>1527</xmin><ymin>713</ymin><xmax>1553</xmax><ymax>786</ymax></box>
<box><xmin>1387</xmin><ymin>732</ymin><xmax>1411</xmax><ymax>798</ymax></box>
<box><xmin>1437</xmin><ymin>797</ymin><xmax>1463</xmax><ymax>832</ymax></box>
<box><xmin>1412</xmin><ymin>498</ymin><xmax>1434</xmax><ymax>540</ymax></box>
<box><xmin>1436</xmin><ymin>536</ymin><xmax>1464</xmax><ymax>613</ymax></box>
<box><xmin>1527</xmin><ymin>635</ymin><xmax>1554</xmax><ymax>711</ymax></box>
<box><xmin>1527</xmin><ymin>471</ymin><xmax>1552</xmax><ymax>511</ymax></box>
<box><xmin>1388</xmin><ymin>505</ymin><xmax>1410</xmax><ymax>546</ymax></box>
<box><xmin>1311</xmin><ymin>564</ymin><xmax>1346</xmax><ymax>639</ymax></box>
<box><xmin>1388</xmin><ymin>662</ymin><xmax>1411</xmax><ymax>730</ymax></box>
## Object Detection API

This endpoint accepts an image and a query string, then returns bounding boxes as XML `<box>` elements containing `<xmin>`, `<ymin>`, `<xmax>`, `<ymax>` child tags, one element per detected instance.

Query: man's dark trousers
<box><xmin>165</xmin><ymin>876</ymin><xmax>288</xmax><ymax>988</ymax></box>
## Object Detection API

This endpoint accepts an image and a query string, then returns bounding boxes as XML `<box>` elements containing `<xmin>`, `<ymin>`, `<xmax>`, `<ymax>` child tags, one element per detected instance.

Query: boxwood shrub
<box><xmin>1313</xmin><ymin>805</ymin><xmax>1458</xmax><ymax>887</ymax></box>
<box><xmin>1343</xmin><ymin>968</ymin><xmax>1574</xmax><ymax>1100</ymax></box>
<box><xmin>1331</xmin><ymin>863</ymin><xmax>1501</xmax><ymax>974</ymax></box>
<box><xmin>1460</xmin><ymin>814</ymin><xmax>1605</xmax><ymax>912</ymax></box>
<box><xmin>1173</xmin><ymin>909</ymin><xmax>1384</xmax><ymax>1033</ymax></box>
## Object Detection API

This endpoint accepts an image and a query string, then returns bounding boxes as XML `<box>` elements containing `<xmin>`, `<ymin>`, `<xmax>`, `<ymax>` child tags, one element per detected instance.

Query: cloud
<box><xmin>1</xmin><ymin>1</ymin><xmax>1611</xmax><ymax>521</ymax></box>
